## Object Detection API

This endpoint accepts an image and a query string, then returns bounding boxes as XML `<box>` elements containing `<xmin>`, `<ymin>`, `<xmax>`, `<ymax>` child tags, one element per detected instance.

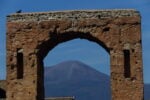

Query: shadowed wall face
<box><xmin>6</xmin><ymin>10</ymin><xmax>143</xmax><ymax>100</ymax></box>
<box><xmin>0</xmin><ymin>88</ymin><xmax>6</xmax><ymax>98</ymax></box>
<box><xmin>0</xmin><ymin>80</ymin><xmax>6</xmax><ymax>99</ymax></box>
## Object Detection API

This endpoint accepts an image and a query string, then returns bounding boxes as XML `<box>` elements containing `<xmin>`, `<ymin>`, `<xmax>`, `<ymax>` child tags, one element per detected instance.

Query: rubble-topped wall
<box><xmin>7</xmin><ymin>9</ymin><xmax>140</xmax><ymax>22</ymax></box>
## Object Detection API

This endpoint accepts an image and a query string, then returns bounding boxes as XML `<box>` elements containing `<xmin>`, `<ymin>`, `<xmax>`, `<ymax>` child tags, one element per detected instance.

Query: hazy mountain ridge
<box><xmin>44</xmin><ymin>60</ymin><xmax>111</xmax><ymax>100</ymax></box>
<box><xmin>44</xmin><ymin>60</ymin><xmax>150</xmax><ymax>100</ymax></box>
<box><xmin>45</xmin><ymin>61</ymin><xmax>109</xmax><ymax>82</ymax></box>
<box><xmin>144</xmin><ymin>84</ymin><xmax>150</xmax><ymax>100</ymax></box>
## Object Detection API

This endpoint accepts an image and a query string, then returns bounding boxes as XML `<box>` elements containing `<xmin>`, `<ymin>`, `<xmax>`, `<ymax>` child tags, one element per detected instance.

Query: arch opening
<box><xmin>42</xmin><ymin>33</ymin><xmax>111</xmax><ymax>100</ymax></box>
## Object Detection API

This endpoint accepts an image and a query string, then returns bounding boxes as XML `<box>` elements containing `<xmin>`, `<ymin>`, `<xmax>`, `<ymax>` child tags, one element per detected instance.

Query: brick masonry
<box><xmin>6</xmin><ymin>9</ymin><xmax>143</xmax><ymax>100</ymax></box>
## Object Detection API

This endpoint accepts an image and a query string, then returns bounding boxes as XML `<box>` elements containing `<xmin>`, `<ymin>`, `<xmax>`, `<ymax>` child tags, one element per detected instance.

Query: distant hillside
<box><xmin>144</xmin><ymin>84</ymin><xmax>150</xmax><ymax>100</ymax></box>
<box><xmin>44</xmin><ymin>60</ymin><xmax>111</xmax><ymax>100</ymax></box>
<box><xmin>44</xmin><ymin>60</ymin><xmax>150</xmax><ymax>100</ymax></box>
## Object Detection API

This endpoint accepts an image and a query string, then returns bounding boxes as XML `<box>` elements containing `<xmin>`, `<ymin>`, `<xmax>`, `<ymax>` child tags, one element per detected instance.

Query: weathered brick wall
<box><xmin>6</xmin><ymin>9</ymin><xmax>143</xmax><ymax>100</ymax></box>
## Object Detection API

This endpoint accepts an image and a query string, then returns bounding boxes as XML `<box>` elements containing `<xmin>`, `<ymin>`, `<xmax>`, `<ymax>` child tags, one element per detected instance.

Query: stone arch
<box><xmin>35</xmin><ymin>31</ymin><xmax>110</xmax><ymax>100</ymax></box>
<box><xmin>6</xmin><ymin>10</ymin><xmax>144</xmax><ymax>100</ymax></box>
<box><xmin>37</xmin><ymin>31</ymin><xmax>109</xmax><ymax>61</ymax></box>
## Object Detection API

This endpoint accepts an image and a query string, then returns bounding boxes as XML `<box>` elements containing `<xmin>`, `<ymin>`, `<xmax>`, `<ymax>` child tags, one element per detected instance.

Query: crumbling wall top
<box><xmin>7</xmin><ymin>9</ymin><xmax>140</xmax><ymax>22</ymax></box>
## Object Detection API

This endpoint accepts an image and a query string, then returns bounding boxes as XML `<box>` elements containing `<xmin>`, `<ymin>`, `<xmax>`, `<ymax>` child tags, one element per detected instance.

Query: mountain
<box><xmin>44</xmin><ymin>60</ymin><xmax>111</xmax><ymax>100</ymax></box>
<box><xmin>44</xmin><ymin>60</ymin><xmax>150</xmax><ymax>100</ymax></box>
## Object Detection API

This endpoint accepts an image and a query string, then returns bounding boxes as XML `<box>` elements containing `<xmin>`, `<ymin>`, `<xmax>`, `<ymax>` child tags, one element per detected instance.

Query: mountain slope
<box><xmin>44</xmin><ymin>60</ymin><xmax>111</xmax><ymax>100</ymax></box>
<box><xmin>44</xmin><ymin>60</ymin><xmax>150</xmax><ymax>100</ymax></box>
<box><xmin>144</xmin><ymin>84</ymin><xmax>150</xmax><ymax>100</ymax></box>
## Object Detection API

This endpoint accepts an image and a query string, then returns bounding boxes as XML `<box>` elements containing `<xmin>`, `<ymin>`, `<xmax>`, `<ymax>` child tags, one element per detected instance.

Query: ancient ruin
<box><xmin>5</xmin><ymin>9</ymin><xmax>144</xmax><ymax>100</ymax></box>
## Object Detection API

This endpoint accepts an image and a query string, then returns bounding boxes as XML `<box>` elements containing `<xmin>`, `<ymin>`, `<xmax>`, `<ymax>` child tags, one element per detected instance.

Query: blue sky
<box><xmin>0</xmin><ymin>0</ymin><xmax>150</xmax><ymax>83</ymax></box>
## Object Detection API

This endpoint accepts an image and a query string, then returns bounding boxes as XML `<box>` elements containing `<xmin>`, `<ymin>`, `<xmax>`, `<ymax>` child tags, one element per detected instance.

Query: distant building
<box><xmin>45</xmin><ymin>97</ymin><xmax>75</xmax><ymax>100</ymax></box>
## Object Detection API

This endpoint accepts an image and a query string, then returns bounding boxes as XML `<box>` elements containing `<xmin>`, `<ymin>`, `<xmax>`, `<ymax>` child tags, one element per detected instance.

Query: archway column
<box><xmin>6</xmin><ymin>50</ymin><xmax>39</xmax><ymax>100</ymax></box>
<box><xmin>110</xmin><ymin>48</ymin><xmax>143</xmax><ymax>100</ymax></box>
